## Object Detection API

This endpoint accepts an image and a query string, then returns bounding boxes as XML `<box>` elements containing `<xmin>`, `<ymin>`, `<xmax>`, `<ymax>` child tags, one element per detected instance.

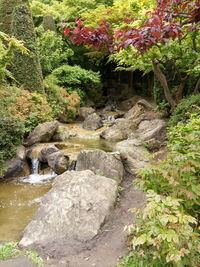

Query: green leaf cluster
<box><xmin>51</xmin><ymin>64</ymin><xmax>102</xmax><ymax>101</ymax></box>
<box><xmin>0</xmin><ymin>112</ymin><xmax>25</xmax><ymax>177</ymax></box>
<box><xmin>36</xmin><ymin>28</ymin><xmax>74</xmax><ymax>77</ymax></box>
<box><xmin>120</xmin><ymin>191</ymin><xmax>199</xmax><ymax>266</ymax></box>
<box><xmin>0</xmin><ymin>32</ymin><xmax>28</xmax><ymax>84</ymax></box>
<box><xmin>137</xmin><ymin>112</ymin><xmax>200</xmax><ymax>214</ymax></box>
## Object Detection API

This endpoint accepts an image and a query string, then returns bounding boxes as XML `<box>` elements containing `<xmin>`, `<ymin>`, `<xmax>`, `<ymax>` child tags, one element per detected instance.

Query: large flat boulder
<box><xmin>19</xmin><ymin>170</ymin><xmax>118</xmax><ymax>247</ymax></box>
<box><xmin>76</xmin><ymin>150</ymin><xmax>124</xmax><ymax>181</ymax></box>
<box><xmin>115</xmin><ymin>139</ymin><xmax>149</xmax><ymax>175</ymax></box>
<box><xmin>25</xmin><ymin>121</ymin><xmax>58</xmax><ymax>146</ymax></box>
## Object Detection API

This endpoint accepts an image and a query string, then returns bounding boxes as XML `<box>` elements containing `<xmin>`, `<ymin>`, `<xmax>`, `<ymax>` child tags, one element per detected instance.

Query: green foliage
<box><xmin>0</xmin><ymin>113</ymin><xmax>25</xmax><ymax>176</ymax></box>
<box><xmin>118</xmin><ymin>252</ymin><xmax>169</xmax><ymax>267</ymax></box>
<box><xmin>31</xmin><ymin>0</ymin><xmax>113</xmax><ymax>22</ymax></box>
<box><xmin>44</xmin><ymin>75</ymin><xmax>81</xmax><ymax>122</ymax></box>
<box><xmin>122</xmin><ymin>191</ymin><xmax>199</xmax><ymax>266</ymax></box>
<box><xmin>137</xmin><ymin>113</ymin><xmax>200</xmax><ymax>215</ymax></box>
<box><xmin>120</xmin><ymin>112</ymin><xmax>200</xmax><ymax>266</ymax></box>
<box><xmin>169</xmin><ymin>94</ymin><xmax>200</xmax><ymax>126</ymax></box>
<box><xmin>0</xmin><ymin>242</ymin><xmax>20</xmax><ymax>260</ymax></box>
<box><xmin>25</xmin><ymin>250</ymin><xmax>45</xmax><ymax>267</ymax></box>
<box><xmin>52</xmin><ymin>65</ymin><xmax>102</xmax><ymax>101</ymax></box>
<box><xmin>0</xmin><ymin>242</ymin><xmax>44</xmax><ymax>266</ymax></box>
<box><xmin>0</xmin><ymin>31</ymin><xmax>28</xmax><ymax>84</ymax></box>
<box><xmin>36</xmin><ymin>28</ymin><xmax>74</xmax><ymax>76</ymax></box>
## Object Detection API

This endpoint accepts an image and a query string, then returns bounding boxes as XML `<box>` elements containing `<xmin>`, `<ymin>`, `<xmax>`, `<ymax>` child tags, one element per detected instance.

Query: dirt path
<box><xmin>45</xmin><ymin>176</ymin><xmax>146</xmax><ymax>267</ymax></box>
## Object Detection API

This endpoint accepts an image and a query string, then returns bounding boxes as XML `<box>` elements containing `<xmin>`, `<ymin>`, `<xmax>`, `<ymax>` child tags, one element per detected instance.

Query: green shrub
<box><xmin>0</xmin><ymin>113</ymin><xmax>25</xmax><ymax>176</ymax></box>
<box><xmin>0</xmin><ymin>242</ymin><xmax>20</xmax><ymax>260</ymax></box>
<box><xmin>0</xmin><ymin>242</ymin><xmax>45</xmax><ymax>266</ymax></box>
<box><xmin>0</xmin><ymin>31</ymin><xmax>27</xmax><ymax>84</ymax></box>
<box><xmin>52</xmin><ymin>64</ymin><xmax>102</xmax><ymax>102</ymax></box>
<box><xmin>119</xmin><ymin>191</ymin><xmax>199</xmax><ymax>267</ymax></box>
<box><xmin>137</xmin><ymin>112</ymin><xmax>200</xmax><ymax>215</ymax></box>
<box><xmin>36</xmin><ymin>28</ymin><xmax>74</xmax><ymax>77</ymax></box>
<box><xmin>44</xmin><ymin>75</ymin><xmax>81</xmax><ymax>122</ymax></box>
<box><xmin>169</xmin><ymin>94</ymin><xmax>200</xmax><ymax>126</ymax></box>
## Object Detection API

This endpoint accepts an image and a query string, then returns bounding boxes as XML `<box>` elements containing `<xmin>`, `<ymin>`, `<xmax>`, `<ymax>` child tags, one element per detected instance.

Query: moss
<box><xmin>11</xmin><ymin>4</ymin><xmax>44</xmax><ymax>93</ymax></box>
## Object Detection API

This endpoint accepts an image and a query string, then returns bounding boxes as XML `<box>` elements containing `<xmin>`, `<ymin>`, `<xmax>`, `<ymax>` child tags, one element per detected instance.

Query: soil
<box><xmin>44</xmin><ymin>175</ymin><xmax>146</xmax><ymax>267</ymax></box>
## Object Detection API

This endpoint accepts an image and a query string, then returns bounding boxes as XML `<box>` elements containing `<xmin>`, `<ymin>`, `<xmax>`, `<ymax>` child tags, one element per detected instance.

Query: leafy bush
<box><xmin>0</xmin><ymin>86</ymin><xmax>53</xmax><ymax>133</ymax></box>
<box><xmin>0</xmin><ymin>31</ymin><xmax>27</xmax><ymax>84</ymax></box>
<box><xmin>0</xmin><ymin>113</ymin><xmax>25</xmax><ymax>176</ymax></box>
<box><xmin>137</xmin><ymin>112</ymin><xmax>200</xmax><ymax>215</ymax></box>
<box><xmin>52</xmin><ymin>64</ymin><xmax>102</xmax><ymax>101</ymax></box>
<box><xmin>36</xmin><ymin>28</ymin><xmax>74</xmax><ymax>77</ymax></box>
<box><xmin>169</xmin><ymin>94</ymin><xmax>200</xmax><ymax>126</ymax></box>
<box><xmin>44</xmin><ymin>75</ymin><xmax>81</xmax><ymax>122</ymax></box>
<box><xmin>0</xmin><ymin>242</ymin><xmax>20</xmax><ymax>260</ymax></box>
<box><xmin>121</xmin><ymin>191</ymin><xmax>199</xmax><ymax>267</ymax></box>
<box><xmin>0</xmin><ymin>242</ymin><xmax>45</xmax><ymax>266</ymax></box>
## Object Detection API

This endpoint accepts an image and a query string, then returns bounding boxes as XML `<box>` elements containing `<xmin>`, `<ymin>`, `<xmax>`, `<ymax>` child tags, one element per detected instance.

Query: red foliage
<box><xmin>63</xmin><ymin>0</ymin><xmax>200</xmax><ymax>54</ymax></box>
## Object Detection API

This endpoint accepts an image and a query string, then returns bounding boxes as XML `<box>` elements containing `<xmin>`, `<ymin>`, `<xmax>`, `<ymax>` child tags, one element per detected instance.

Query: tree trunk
<box><xmin>194</xmin><ymin>77</ymin><xmax>200</xmax><ymax>94</ymax></box>
<box><xmin>176</xmin><ymin>76</ymin><xmax>187</xmax><ymax>102</ymax></box>
<box><xmin>147</xmin><ymin>72</ymin><xmax>154</xmax><ymax>96</ymax></box>
<box><xmin>152</xmin><ymin>60</ymin><xmax>177</xmax><ymax>110</ymax></box>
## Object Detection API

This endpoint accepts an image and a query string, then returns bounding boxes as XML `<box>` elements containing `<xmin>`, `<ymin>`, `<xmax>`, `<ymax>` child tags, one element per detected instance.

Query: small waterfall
<box><xmin>107</xmin><ymin>115</ymin><xmax>115</xmax><ymax>121</ymax></box>
<box><xmin>21</xmin><ymin>158</ymin><xmax>56</xmax><ymax>184</ymax></box>
<box><xmin>31</xmin><ymin>158</ymin><xmax>40</xmax><ymax>174</ymax></box>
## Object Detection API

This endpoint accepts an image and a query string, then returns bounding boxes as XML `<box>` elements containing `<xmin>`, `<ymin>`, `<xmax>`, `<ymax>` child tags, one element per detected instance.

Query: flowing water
<box><xmin>0</xmin><ymin>124</ymin><xmax>116</xmax><ymax>242</ymax></box>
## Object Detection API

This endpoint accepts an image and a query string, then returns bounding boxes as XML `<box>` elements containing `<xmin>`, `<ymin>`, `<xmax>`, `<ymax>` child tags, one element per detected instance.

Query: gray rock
<box><xmin>47</xmin><ymin>151</ymin><xmax>69</xmax><ymax>175</ymax></box>
<box><xmin>51</xmin><ymin>125</ymin><xmax>70</xmax><ymax>142</ymax></box>
<box><xmin>40</xmin><ymin>145</ymin><xmax>59</xmax><ymax>162</ymax></box>
<box><xmin>4</xmin><ymin>158</ymin><xmax>30</xmax><ymax>178</ymax></box>
<box><xmin>117</xmin><ymin>95</ymin><xmax>143</xmax><ymax>111</ymax></box>
<box><xmin>16</xmin><ymin>145</ymin><xmax>26</xmax><ymax>160</ymax></box>
<box><xmin>76</xmin><ymin>150</ymin><xmax>124</xmax><ymax>181</ymax></box>
<box><xmin>100</xmin><ymin>118</ymin><xmax>138</xmax><ymax>142</ymax></box>
<box><xmin>136</xmin><ymin>119</ymin><xmax>167</xmax><ymax>142</ymax></box>
<box><xmin>19</xmin><ymin>170</ymin><xmax>118</xmax><ymax>247</ymax></box>
<box><xmin>25</xmin><ymin>121</ymin><xmax>58</xmax><ymax>146</ymax></box>
<box><xmin>4</xmin><ymin>145</ymin><xmax>30</xmax><ymax>178</ymax></box>
<box><xmin>82</xmin><ymin>113</ymin><xmax>103</xmax><ymax>131</ymax></box>
<box><xmin>125</xmin><ymin>99</ymin><xmax>155</xmax><ymax>119</ymax></box>
<box><xmin>115</xmin><ymin>139</ymin><xmax>149</xmax><ymax>174</ymax></box>
<box><xmin>78</xmin><ymin>107</ymin><xmax>95</xmax><ymax>120</ymax></box>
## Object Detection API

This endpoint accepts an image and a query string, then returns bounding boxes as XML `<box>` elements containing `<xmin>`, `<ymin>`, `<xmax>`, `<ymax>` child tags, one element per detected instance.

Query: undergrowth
<box><xmin>0</xmin><ymin>242</ymin><xmax>45</xmax><ymax>267</ymax></box>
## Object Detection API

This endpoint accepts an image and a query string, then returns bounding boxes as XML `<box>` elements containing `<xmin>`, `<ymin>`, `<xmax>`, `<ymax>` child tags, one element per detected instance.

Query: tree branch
<box><xmin>152</xmin><ymin>60</ymin><xmax>177</xmax><ymax>110</ymax></box>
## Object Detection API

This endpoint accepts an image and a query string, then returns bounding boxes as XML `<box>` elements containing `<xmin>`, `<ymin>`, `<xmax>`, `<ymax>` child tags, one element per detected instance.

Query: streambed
<box><xmin>0</xmin><ymin>126</ymin><xmax>115</xmax><ymax>242</ymax></box>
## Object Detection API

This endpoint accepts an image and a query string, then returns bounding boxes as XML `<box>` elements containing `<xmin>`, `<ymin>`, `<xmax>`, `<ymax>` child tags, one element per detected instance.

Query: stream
<box><xmin>0</xmin><ymin>122</ymin><xmax>116</xmax><ymax>242</ymax></box>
